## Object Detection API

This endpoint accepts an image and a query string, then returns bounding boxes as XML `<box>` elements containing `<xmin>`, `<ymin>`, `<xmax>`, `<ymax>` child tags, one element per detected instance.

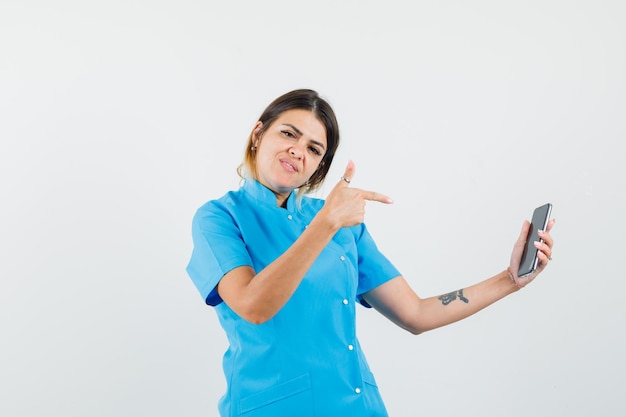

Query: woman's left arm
<box><xmin>362</xmin><ymin>219</ymin><xmax>555</xmax><ymax>335</ymax></box>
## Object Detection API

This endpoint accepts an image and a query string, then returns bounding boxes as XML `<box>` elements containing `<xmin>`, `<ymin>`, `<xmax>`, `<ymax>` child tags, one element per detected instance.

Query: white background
<box><xmin>1</xmin><ymin>1</ymin><xmax>624</xmax><ymax>416</ymax></box>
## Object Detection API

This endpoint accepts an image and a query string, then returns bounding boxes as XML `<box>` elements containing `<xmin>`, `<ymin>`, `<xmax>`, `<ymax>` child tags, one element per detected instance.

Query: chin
<box><xmin>272</xmin><ymin>177</ymin><xmax>300</xmax><ymax>192</ymax></box>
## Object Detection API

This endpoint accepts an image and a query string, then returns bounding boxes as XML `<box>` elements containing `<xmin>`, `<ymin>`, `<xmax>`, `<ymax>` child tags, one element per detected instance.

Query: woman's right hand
<box><xmin>320</xmin><ymin>160</ymin><xmax>393</xmax><ymax>230</ymax></box>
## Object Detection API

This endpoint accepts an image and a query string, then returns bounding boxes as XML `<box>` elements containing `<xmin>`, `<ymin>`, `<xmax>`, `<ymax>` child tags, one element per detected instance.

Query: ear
<box><xmin>252</xmin><ymin>121</ymin><xmax>263</xmax><ymax>145</ymax></box>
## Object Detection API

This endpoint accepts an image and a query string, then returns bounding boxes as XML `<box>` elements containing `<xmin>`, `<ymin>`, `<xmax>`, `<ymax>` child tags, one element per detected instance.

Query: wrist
<box><xmin>310</xmin><ymin>208</ymin><xmax>341</xmax><ymax>236</ymax></box>
<box><xmin>315</xmin><ymin>206</ymin><xmax>342</xmax><ymax>234</ymax></box>
<box><xmin>507</xmin><ymin>267</ymin><xmax>522</xmax><ymax>291</ymax></box>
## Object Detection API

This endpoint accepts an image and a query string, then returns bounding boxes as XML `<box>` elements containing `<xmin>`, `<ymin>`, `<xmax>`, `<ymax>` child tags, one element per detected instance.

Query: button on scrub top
<box><xmin>187</xmin><ymin>179</ymin><xmax>401</xmax><ymax>417</ymax></box>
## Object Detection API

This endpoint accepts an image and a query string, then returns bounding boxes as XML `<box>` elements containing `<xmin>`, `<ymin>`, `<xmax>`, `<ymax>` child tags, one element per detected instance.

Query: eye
<box><xmin>308</xmin><ymin>146</ymin><xmax>322</xmax><ymax>156</ymax></box>
<box><xmin>281</xmin><ymin>130</ymin><xmax>296</xmax><ymax>138</ymax></box>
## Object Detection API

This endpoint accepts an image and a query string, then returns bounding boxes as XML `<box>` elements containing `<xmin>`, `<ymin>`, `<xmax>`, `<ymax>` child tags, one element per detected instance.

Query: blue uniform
<box><xmin>186</xmin><ymin>179</ymin><xmax>401</xmax><ymax>417</ymax></box>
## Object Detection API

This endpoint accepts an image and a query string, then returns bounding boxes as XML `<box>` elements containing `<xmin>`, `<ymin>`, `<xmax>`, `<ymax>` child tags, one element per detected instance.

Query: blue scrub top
<box><xmin>186</xmin><ymin>179</ymin><xmax>401</xmax><ymax>417</ymax></box>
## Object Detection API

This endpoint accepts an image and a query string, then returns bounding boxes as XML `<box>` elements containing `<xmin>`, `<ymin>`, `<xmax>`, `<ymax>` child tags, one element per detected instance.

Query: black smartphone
<box><xmin>517</xmin><ymin>203</ymin><xmax>553</xmax><ymax>277</ymax></box>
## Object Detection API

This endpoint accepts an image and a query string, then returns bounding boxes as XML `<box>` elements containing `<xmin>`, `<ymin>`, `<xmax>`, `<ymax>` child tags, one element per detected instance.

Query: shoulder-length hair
<box><xmin>237</xmin><ymin>89</ymin><xmax>340</xmax><ymax>196</ymax></box>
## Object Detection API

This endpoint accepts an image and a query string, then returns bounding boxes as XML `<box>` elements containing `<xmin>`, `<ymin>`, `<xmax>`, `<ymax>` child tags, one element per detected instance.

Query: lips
<box><xmin>279</xmin><ymin>158</ymin><xmax>299</xmax><ymax>173</ymax></box>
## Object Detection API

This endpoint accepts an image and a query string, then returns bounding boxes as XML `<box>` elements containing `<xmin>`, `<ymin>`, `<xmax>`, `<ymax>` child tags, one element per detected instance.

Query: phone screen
<box><xmin>518</xmin><ymin>203</ymin><xmax>552</xmax><ymax>277</ymax></box>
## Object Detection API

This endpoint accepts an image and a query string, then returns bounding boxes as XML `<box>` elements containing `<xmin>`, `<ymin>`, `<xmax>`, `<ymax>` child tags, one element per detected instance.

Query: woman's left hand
<box><xmin>509</xmin><ymin>218</ymin><xmax>556</xmax><ymax>288</ymax></box>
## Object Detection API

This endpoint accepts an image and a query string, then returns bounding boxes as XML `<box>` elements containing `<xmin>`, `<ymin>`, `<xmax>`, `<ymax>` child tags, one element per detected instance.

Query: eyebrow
<box><xmin>282</xmin><ymin>123</ymin><xmax>326</xmax><ymax>150</ymax></box>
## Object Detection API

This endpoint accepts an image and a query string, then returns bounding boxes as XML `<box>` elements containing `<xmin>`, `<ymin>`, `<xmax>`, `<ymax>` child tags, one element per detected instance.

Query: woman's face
<box><xmin>253</xmin><ymin>109</ymin><xmax>327</xmax><ymax>205</ymax></box>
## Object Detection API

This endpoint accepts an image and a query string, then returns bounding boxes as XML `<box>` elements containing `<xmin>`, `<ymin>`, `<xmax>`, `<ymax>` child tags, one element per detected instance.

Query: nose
<box><xmin>289</xmin><ymin>143</ymin><xmax>304</xmax><ymax>159</ymax></box>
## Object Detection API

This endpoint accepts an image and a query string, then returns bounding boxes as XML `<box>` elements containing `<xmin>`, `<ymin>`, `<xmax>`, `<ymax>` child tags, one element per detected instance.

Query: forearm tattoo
<box><xmin>438</xmin><ymin>289</ymin><xmax>469</xmax><ymax>306</ymax></box>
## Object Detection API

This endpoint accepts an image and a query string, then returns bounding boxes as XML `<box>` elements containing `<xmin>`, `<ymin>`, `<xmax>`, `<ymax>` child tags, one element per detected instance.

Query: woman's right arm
<box><xmin>217</xmin><ymin>161</ymin><xmax>392</xmax><ymax>324</ymax></box>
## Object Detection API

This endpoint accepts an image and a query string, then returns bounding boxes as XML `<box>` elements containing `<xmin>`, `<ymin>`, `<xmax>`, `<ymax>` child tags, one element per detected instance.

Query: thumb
<box><xmin>339</xmin><ymin>160</ymin><xmax>355</xmax><ymax>186</ymax></box>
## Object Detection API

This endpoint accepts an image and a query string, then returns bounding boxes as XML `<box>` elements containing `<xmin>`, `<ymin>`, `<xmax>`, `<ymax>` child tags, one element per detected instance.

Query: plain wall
<box><xmin>1</xmin><ymin>1</ymin><xmax>624</xmax><ymax>416</ymax></box>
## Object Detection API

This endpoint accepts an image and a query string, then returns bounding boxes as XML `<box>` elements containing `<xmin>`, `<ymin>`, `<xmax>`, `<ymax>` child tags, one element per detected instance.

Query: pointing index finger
<box><xmin>362</xmin><ymin>190</ymin><xmax>394</xmax><ymax>204</ymax></box>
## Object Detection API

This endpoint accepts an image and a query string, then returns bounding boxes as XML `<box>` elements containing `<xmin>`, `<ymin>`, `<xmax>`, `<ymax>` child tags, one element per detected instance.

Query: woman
<box><xmin>186</xmin><ymin>89</ymin><xmax>555</xmax><ymax>417</ymax></box>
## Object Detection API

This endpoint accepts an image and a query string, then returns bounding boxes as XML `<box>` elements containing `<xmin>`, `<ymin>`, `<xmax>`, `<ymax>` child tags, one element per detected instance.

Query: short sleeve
<box><xmin>186</xmin><ymin>201</ymin><xmax>253</xmax><ymax>306</ymax></box>
<box><xmin>354</xmin><ymin>224</ymin><xmax>401</xmax><ymax>307</ymax></box>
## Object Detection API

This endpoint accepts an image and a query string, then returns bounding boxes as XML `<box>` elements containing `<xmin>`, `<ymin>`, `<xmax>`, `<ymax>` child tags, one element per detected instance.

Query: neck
<box><xmin>274</xmin><ymin>192</ymin><xmax>290</xmax><ymax>208</ymax></box>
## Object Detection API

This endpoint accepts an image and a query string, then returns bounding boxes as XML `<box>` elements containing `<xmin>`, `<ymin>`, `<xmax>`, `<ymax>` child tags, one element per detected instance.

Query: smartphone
<box><xmin>517</xmin><ymin>203</ymin><xmax>553</xmax><ymax>277</ymax></box>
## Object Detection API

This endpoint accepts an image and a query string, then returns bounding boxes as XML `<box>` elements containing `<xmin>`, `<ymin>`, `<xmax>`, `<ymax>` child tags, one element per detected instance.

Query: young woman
<box><xmin>186</xmin><ymin>89</ymin><xmax>555</xmax><ymax>417</ymax></box>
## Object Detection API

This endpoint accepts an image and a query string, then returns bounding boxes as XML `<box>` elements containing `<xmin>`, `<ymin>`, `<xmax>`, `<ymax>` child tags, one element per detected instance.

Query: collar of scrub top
<box><xmin>242</xmin><ymin>178</ymin><xmax>299</xmax><ymax>213</ymax></box>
